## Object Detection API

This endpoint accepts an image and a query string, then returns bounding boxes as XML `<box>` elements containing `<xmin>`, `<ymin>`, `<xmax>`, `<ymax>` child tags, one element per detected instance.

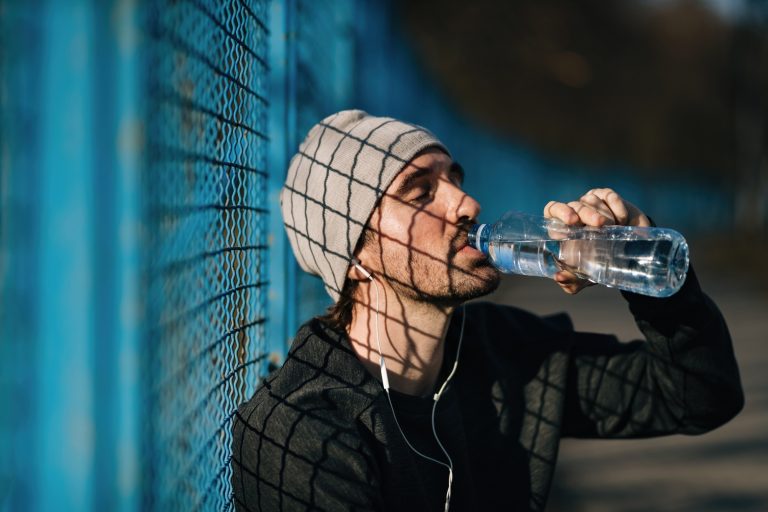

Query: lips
<box><xmin>451</xmin><ymin>233</ymin><xmax>470</xmax><ymax>254</ymax></box>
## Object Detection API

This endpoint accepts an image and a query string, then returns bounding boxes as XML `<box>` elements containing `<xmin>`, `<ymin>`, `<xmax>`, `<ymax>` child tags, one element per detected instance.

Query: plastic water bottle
<box><xmin>468</xmin><ymin>211</ymin><xmax>689</xmax><ymax>297</ymax></box>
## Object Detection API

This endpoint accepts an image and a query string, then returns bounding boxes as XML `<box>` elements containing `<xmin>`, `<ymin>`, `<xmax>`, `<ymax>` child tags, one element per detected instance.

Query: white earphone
<box><xmin>352</xmin><ymin>258</ymin><xmax>373</xmax><ymax>281</ymax></box>
<box><xmin>349</xmin><ymin>258</ymin><xmax>464</xmax><ymax>511</ymax></box>
<box><xmin>352</xmin><ymin>259</ymin><xmax>389</xmax><ymax>389</ymax></box>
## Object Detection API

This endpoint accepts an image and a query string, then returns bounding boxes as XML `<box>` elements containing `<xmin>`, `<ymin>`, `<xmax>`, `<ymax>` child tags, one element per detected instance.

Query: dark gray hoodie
<box><xmin>232</xmin><ymin>269</ymin><xmax>743</xmax><ymax>511</ymax></box>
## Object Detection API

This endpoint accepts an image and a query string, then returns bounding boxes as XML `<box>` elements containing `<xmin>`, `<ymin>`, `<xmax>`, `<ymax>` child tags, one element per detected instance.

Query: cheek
<box><xmin>379</xmin><ymin>209</ymin><xmax>441</xmax><ymax>250</ymax></box>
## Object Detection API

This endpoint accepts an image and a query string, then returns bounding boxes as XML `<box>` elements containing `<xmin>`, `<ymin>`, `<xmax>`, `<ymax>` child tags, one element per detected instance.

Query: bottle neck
<box><xmin>468</xmin><ymin>224</ymin><xmax>489</xmax><ymax>254</ymax></box>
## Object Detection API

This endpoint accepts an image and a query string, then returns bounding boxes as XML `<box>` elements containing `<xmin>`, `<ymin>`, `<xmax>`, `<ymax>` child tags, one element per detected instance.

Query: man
<box><xmin>232</xmin><ymin>110</ymin><xmax>743</xmax><ymax>511</ymax></box>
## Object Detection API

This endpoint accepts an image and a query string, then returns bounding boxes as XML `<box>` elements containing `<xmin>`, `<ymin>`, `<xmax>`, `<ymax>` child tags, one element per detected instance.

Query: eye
<box><xmin>410</xmin><ymin>187</ymin><xmax>431</xmax><ymax>203</ymax></box>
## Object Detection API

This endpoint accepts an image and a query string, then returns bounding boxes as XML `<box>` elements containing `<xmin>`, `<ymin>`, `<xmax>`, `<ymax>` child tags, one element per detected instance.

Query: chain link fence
<box><xmin>143</xmin><ymin>1</ymin><xmax>269</xmax><ymax>509</ymax></box>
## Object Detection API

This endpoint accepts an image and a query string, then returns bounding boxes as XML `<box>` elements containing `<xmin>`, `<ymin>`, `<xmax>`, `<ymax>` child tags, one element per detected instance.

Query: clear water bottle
<box><xmin>468</xmin><ymin>211</ymin><xmax>689</xmax><ymax>297</ymax></box>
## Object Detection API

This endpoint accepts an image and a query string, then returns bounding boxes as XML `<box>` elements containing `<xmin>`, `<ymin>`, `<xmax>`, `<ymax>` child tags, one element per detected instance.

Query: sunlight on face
<box><xmin>360</xmin><ymin>148</ymin><xmax>500</xmax><ymax>304</ymax></box>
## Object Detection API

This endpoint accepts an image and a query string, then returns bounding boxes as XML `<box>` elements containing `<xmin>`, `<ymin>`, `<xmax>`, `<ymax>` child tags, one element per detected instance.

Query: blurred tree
<box><xmin>397</xmin><ymin>0</ymin><xmax>767</xmax><ymax>231</ymax></box>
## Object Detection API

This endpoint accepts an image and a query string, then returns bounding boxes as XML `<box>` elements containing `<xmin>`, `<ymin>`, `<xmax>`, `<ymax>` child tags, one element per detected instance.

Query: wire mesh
<box><xmin>143</xmin><ymin>0</ymin><xmax>269</xmax><ymax>510</ymax></box>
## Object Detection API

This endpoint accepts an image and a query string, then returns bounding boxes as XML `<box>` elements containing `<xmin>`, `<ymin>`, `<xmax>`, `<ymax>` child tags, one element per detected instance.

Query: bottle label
<box><xmin>475</xmin><ymin>224</ymin><xmax>488</xmax><ymax>252</ymax></box>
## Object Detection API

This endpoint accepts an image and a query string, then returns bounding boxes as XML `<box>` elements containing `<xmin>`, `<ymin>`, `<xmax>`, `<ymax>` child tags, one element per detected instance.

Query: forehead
<box><xmin>389</xmin><ymin>148</ymin><xmax>454</xmax><ymax>186</ymax></box>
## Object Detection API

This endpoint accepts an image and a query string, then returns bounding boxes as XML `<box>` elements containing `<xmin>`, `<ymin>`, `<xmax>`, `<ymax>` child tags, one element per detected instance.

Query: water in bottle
<box><xmin>469</xmin><ymin>211</ymin><xmax>689</xmax><ymax>297</ymax></box>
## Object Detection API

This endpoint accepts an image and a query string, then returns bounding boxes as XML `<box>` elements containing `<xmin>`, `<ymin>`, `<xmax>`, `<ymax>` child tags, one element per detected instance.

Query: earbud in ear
<box><xmin>351</xmin><ymin>258</ymin><xmax>374</xmax><ymax>281</ymax></box>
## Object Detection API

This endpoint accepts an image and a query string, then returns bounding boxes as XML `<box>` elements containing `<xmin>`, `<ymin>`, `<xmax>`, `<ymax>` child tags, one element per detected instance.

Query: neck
<box><xmin>346</xmin><ymin>280</ymin><xmax>456</xmax><ymax>397</ymax></box>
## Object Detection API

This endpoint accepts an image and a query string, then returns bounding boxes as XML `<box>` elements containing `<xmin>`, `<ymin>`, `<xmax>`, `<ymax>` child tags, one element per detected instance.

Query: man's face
<box><xmin>359</xmin><ymin>148</ymin><xmax>500</xmax><ymax>305</ymax></box>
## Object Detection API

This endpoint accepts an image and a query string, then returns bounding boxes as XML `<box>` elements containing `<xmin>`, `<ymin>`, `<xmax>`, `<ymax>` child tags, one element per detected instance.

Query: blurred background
<box><xmin>0</xmin><ymin>0</ymin><xmax>766</xmax><ymax>510</ymax></box>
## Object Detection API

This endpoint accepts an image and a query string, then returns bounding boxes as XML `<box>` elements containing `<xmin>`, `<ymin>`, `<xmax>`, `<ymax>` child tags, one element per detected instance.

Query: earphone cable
<box><xmin>367</xmin><ymin>272</ymin><xmax>465</xmax><ymax>512</ymax></box>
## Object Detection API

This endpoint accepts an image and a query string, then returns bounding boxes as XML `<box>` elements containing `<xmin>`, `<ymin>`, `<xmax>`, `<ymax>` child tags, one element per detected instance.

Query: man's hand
<box><xmin>543</xmin><ymin>188</ymin><xmax>650</xmax><ymax>295</ymax></box>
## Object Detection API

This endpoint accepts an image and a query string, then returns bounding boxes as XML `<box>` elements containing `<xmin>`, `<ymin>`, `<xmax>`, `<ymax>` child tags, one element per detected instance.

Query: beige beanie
<box><xmin>280</xmin><ymin>110</ymin><xmax>449</xmax><ymax>301</ymax></box>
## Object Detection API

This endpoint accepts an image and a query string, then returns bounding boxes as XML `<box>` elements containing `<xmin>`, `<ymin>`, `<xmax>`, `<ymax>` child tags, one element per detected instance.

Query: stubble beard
<box><xmin>385</xmin><ymin>250</ymin><xmax>501</xmax><ymax>307</ymax></box>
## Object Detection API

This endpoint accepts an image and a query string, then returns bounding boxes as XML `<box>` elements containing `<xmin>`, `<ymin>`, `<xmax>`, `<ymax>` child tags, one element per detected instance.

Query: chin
<box><xmin>447</xmin><ymin>263</ymin><xmax>501</xmax><ymax>301</ymax></box>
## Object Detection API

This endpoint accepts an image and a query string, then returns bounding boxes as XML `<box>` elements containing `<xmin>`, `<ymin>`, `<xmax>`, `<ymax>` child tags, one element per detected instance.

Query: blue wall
<box><xmin>1</xmin><ymin>1</ymin><xmax>143</xmax><ymax>510</ymax></box>
<box><xmin>267</xmin><ymin>0</ymin><xmax>358</xmax><ymax>344</ymax></box>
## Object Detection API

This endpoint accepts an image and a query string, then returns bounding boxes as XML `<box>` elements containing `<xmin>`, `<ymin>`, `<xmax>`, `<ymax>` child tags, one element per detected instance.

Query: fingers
<box><xmin>544</xmin><ymin>200</ymin><xmax>579</xmax><ymax>224</ymax></box>
<box><xmin>583</xmin><ymin>188</ymin><xmax>629</xmax><ymax>225</ymax></box>
<box><xmin>544</xmin><ymin>187</ymin><xmax>649</xmax><ymax>296</ymax></box>
<box><xmin>580</xmin><ymin>192</ymin><xmax>619</xmax><ymax>225</ymax></box>
<box><xmin>544</xmin><ymin>188</ymin><xmax>651</xmax><ymax>231</ymax></box>
<box><xmin>567</xmin><ymin>200</ymin><xmax>611</xmax><ymax>227</ymax></box>
<box><xmin>554</xmin><ymin>270</ymin><xmax>594</xmax><ymax>295</ymax></box>
<box><xmin>547</xmin><ymin>188</ymin><xmax>648</xmax><ymax>228</ymax></box>
<box><xmin>545</xmin><ymin>191</ymin><xmax>620</xmax><ymax>228</ymax></box>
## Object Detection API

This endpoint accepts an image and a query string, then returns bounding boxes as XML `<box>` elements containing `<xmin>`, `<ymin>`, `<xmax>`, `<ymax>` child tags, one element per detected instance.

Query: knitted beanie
<box><xmin>280</xmin><ymin>110</ymin><xmax>450</xmax><ymax>301</ymax></box>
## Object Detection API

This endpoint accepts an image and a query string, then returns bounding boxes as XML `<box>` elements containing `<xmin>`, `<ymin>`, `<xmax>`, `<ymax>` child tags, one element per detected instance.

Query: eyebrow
<box><xmin>395</xmin><ymin>161</ymin><xmax>464</xmax><ymax>196</ymax></box>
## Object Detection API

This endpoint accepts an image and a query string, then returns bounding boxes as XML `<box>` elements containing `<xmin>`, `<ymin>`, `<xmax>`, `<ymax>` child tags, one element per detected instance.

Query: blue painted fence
<box><xmin>1</xmin><ymin>0</ymin><xmax>270</xmax><ymax>510</ymax></box>
<box><xmin>142</xmin><ymin>1</ymin><xmax>270</xmax><ymax>510</ymax></box>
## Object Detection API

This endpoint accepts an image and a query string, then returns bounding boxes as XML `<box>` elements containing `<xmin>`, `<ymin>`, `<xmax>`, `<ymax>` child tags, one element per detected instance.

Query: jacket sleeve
<box><xmin>561</xmin><ymin>266</ymin><xmax>744</xmax><ymax>438</ymax></box>
<box><xmin>231</xmin><ymin>397</ymin><xmax>382</xmax><ymax>512</ymax></box>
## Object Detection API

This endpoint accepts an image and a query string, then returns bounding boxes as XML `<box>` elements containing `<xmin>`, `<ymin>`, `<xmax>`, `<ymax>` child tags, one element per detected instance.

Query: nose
<box><xmin>445</xmin><ymin>180</ymin><xmax>481</xmax><ymax>225</ymax></box>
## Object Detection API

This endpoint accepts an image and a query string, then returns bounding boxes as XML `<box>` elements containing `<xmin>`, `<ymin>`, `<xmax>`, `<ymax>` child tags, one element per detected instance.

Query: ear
<box><xmin>347</xmin><ymin>257</ymin><xmax>372</xmax><ymax>282</ymax></box>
